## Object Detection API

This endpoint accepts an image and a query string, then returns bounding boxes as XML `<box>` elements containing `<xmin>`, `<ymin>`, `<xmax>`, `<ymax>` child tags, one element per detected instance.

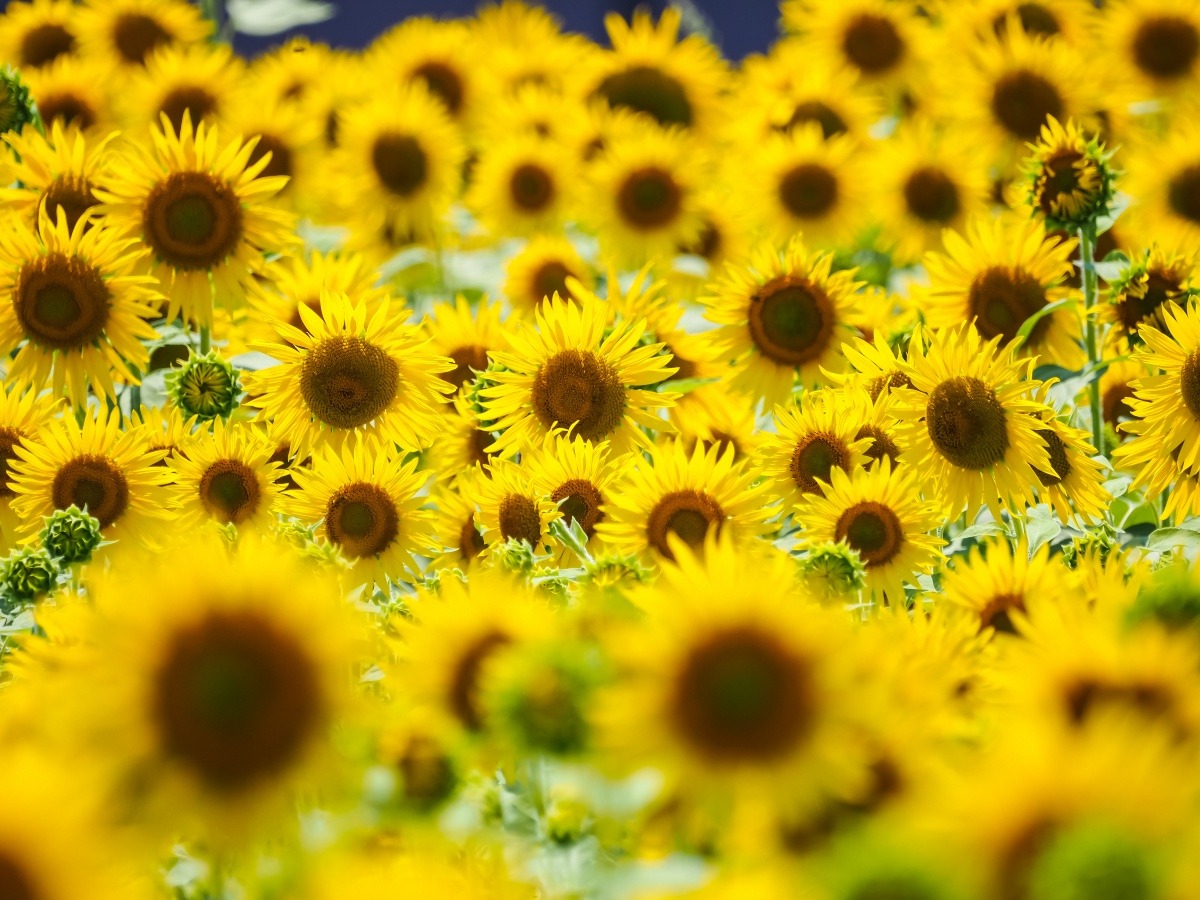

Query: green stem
<box><xmin>1078</xmin><ymin>223</ymin><xmax>1104</xmax><ymax>454</ymax></box>
<box><xmin>199</xmin><ymin>325</ymin><xmax>211</xmax><ymax>355</ymax></box>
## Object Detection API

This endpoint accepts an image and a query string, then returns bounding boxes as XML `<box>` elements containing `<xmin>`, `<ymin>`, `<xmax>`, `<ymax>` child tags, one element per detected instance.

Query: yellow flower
<box><xmin>1022</xmin><ymin>117</ymin><xmax>1114</xmax><ymax>230</ymax></box>
<box><xmin>1124</xmin><ymin>121</ymin><xmax>1200</xmax><ymax>251</ymax></box>
<box><xmin>1104</xmin><ymin>244</ymin><xmax>1199</xmax><ymax>352</ymax></box>
<box><xmin>1027</xmin><ymin>393</ymin><xmax>1109</xmax><ymax>524</ymax></box>
<box><xmin>421</xmin><ymin>294</ymin><xmax>507</xmax><ymax>397</ymax></box>
<box><xmin>468</xmin><ymin>134</ymin><xmax>578</xmax><ymax>237</ymax></box>
<box><xmin>96</xmin><ymin>112</ymin><xmax>295</xmax><ymax>326</ymax></box>
<box><xmin>22</xmin><ymin>53</ymin><xmax>114</xmax><ymax>134</ymax></box>
<box><xmin>248</xmin><ymin>291</ymin><xmax>454</xmax><ymax>455</ymax></box>
<box><xmin>0</xmin><ymin>0</ymin><xmax>80</xmax><ymax>70</ymax></box>
<box><xmin>286</xmin><ymin>439</ymin><xmax>438</xmax><ymax>590</ymax></box>
<box><xmin>0</xmin><ymin>210</ymin><xmax>160</xmax><ymax>405</ymax></box>
<box><xmin>478</xmin><ymin>292</ymin><xmax>677</xmax><ymax>455</ymax></box>
<box><xmin>75</xmin><ymin>0</ymin><xmax>210</xmax><ymax>70</ymax></box>
<box><xmin>0</xmin><ymin>120</ymin><xmax>112</xmax><ymax>235</ymax></box>
<box><xmin>525</xmin><ymin>432</ymin><xmax>624</xmax><ymax>549</ymax></box>
<box><xmin>1101</xmin><ymin>0</ymin><xmax>1200</xmax><ymax>103</ymax></box>
<box><xmin>0</xmin><ymin>385</ymin><xmax>60</xmax><ymax>552</ymax></box>
<box><xmin>219</xmin><ymin>89</ymin><xmax>323</xmax><ymax>214</ymax></box>
<box><xmin>474</xmin><ymin>457</ymin><xmax>561</xmax><ymax>555</ymax></box>
<box><xmin>502</xmin><ymin>234</ymin><xmax>594</xmax><ymax>314</ymax></box>
<box><xmin>121</xmin><ymin>41</ymin><xmax>244</xmax><ymax>133</ymax></box>
<box><xmin>368</xmin><ymin>16</ymin><xmax>478</xmax><ymax>123</ymax></box>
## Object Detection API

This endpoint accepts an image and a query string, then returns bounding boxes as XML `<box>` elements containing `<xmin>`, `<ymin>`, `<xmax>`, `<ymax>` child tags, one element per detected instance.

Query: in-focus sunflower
<box><xmin>502</xmin><ymin>235</ymin><xmax>595</xmax><ymax>313</ymax></box>
<box><xmin>1102</xmin><ymin>0</ymin><xmax>1200</xmax><ymax>103</ymax></box>
<box><xmin>0</xmin><ymin>0</ymin><xmax>79</xmax><ymax>70</ymax></box>
<box><xmin>795</xmin><ymin>459</ymin><xmax>944</xmax><ymax>603</ymax></box>
<box><xmin>583</xmin><ymin>7</ymin><xmax>728</xmax><ymax>136</ymax></box>
<box><xmin>10</xmin><ymin>407</ymin><xmax>170</xmax><ymax>547</ymax></box>
<box><xmin>1124</xmin><ymin>123</ymin><xmax>1200</xmax><ymax>251</ymax></box>
<box><xmin>871</xmin><ymin>121</ymin><xmax>989</xmax><ymax>264</ymax></box>
<box><xmin>330</xmin><ymin>83</ymin><xmax>465</xmax><ymax>245</ymax></box>
<box><xmin>596</xmin><ymin>439</ymin><xmax>773</xmax><ymax>562</ymax></box>
<box><xmin>783</xmin><ymin>0</ymin><xmax>927</xmax><ymax>92</ymax></box>
<box><xmin>167</xmin><ymin>419</ymin><xmax>284</xmax><ymax>534</ymax></box>
<box><xmin>757</xmin><ymin>389</ymin><xmax>872</xmax><ymax>506</ymax></box>
<box><xmin>582</xmin><ymin>121</ymin><xmax>706</xmax><ymax>267</ymax></box>
<box><xmin>122</xmin><ymin>42</ymin><xmax>244</xmax><ymax>133</ymax></box>
<box><xmin>892</xmin><ymin>323</ymin><xmax>1054</xmax><ymax>520</ymax></box>
<box><xmin>429</xmin><ymin>484</ymin><xmax>487</xmax><ymax>568</ymax></box>
<box><xmin>744</xmin><ymin>125</ymin><xmax>867</xmax><ymax>246</ymax></box>
<box><xmin>0</xmin><ymin>385</ymin><xmax>59</xmax><ymax>551</ymax></box>
<box><xmin>421</xmin><ymin>295</ymin><xmax>507</xmax><ymax>397</ymax></box>
<box><xmin>287</xmin><ymin>441</ymin><xmax>436</xmax><ymax>589</ymax></box>
<box><xmin>597</xmin><ymin>531</ymin><xmax>869</xmax><ymax>820</ymax></box>
<box><xmin>369</xmin><ymin>17</ymin><xmax>478</xmax><ymax>124</ymax></box>
<box><xmin>1020</xmin><ymin>116</ymin><xmax>1115</xmax><ymax>232</ymax></box>
<box><xmin>1105</xmin><ymin>244</ymin><xmax>1199</xmax><ymax>351</ymax></box>
<box><xmin>78</xmin><ymin>534</ymin><xmax>362</xmax><ymax>843</ymax></box>
<box><xmin>468</xmin><ymin>135</ymin><xmax>577</xmax><ymax>237</ymax></box>
<box><xmin>703</xmin><ymin>235</ymin><xmax>863</xmax><ymax>406</ymax></box>
<box><xmin>22</xmin><ymin>54</ymin><xmax>112</xmax><ymax>133</ymax></box>
<box><xmin>478</xmin><ymin>293</ymin><xmax>677</xmax><ymax>455</ymax></box>
<box><xmin>1</xmin><ymin>121</ymin><xmax>112</xmax><ymax>236</ymax></box>
<box><xmin>132</xmin><ymin>402</ymin><xmax>195</xmax><ymax>461</ymax></box>
<box><xmin>1027</xmin><ymin>395</ymin><xmax>1108</xmax><ymax>524</ymax></box>
<box><xmin>941</xmin><ymin>537</ymin><xmax>1076</xmax><ymax>635</ymax></box>
<box><xmin>527</xmin><ymin>432</ymin><xmax>622</xmax><ymax>548</ymax></box>
<box><xmin>922</xmin><ymin>215</ymin><xmax>1082</xmax><ymax>369</ymax></box>
<box><xmin>96</xmin><ymin>112</ymin><xmax>294</xmax><ymax>326</ymax></box>
<box><xmin>839</xmin><ymin>329</ymin><xmax>918</xmax><ymax>400</ymax></box>
<box><xmin>249</xmin><ymin>291</ymin><xmax>454</xmax><ymax>455</ymax></box>
<box><xmin>474</xmin><ymin>457</ymin><xmax>560</xmax><ymax>554</ymax></box>
<box><xmin>0</xmin><ymin>210</ymin><xmax>160</xmax><ymax>405</ymax></box>
<box><xmin>75</xmin><ymin>0</ymin><xmax>210</xmax><ymax>70</ymax></box>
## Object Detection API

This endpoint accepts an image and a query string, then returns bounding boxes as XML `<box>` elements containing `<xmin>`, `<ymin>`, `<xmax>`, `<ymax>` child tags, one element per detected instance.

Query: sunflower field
<box><xmin>4</xmin><ymin>0</ymin><xmax>1200</xmax><ymax>896</ymax></box>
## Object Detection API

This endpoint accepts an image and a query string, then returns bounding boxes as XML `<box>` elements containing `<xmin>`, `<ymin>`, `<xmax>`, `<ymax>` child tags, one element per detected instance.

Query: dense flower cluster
<box><xmin>1</xmin><ymin>0</ymin><xmax>1200</xmax><ymax>897</ymax></box>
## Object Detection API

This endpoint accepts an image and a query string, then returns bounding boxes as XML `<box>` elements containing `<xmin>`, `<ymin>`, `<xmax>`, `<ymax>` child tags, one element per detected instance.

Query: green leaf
<box><xmin>1025</xmin><ymin>508</ymin><xmax>1061</xmax><ymax>554</ymax></box>
<box><xmin>1146</xmin><ymin>527</ymin><xmax>1200</xmax><ymax>552</ymax></box>
<box><xmin>656</xmin><ymin>376</ymin><xmax>718</xmax><ymax>394</ymax></box>
<box><xmin>1015</xmin><ymin>297</ymin><xmax>1076</xmax><ymax>347</ymax></box>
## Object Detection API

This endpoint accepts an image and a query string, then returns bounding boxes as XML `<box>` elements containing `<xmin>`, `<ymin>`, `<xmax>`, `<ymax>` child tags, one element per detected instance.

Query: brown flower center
<box><xmin>0</xmin><ymin>854</ymin><xmax>37</xmax><ymax>900</ymax></box>
<box><xmin>372</xmin><ymin>133</ymin><xmax>428</xmax><ymax>197</ymax></box>
<box><xmin>248</xmin><ymin>133</ymin><xmax>294</xmax><ymax>183</ymax></box>
<box><xmin>596</xmin><ymin>65</ymin><xmax>692</xmax><ymax>127</ymax></box>
<box><xmin>0</xmin><ymin>428</ymin><xmax>21</xmax><ymax>498</ymax></box>
<box><xmin>991</xmin><ymin>3</ymin><xmax>1061</xmax><ymax>38</ymax></box>
<box><xmin>842</xmin><ymin>14</ymin><xmax>903</xmax><ymax>74</ymax></box>
<box><xmin>445</xmin><ymin>345</ymin><xmax>489</xmax><ymax>392</ymax></box>
<box><xmin>530</xmin><ymin>260</ymin><xmax>577</xmax><ymax>305</ymax></box>
<box><xmin>867</xmin><ymin>371</ymin><xmax>913</xmax><ymax>400</ymax></box>
<box><xmin>41</xmin><ymin>175</ymin><xmax>98</xmax><ymax>236</ymax></box>
<box><xmin>855</xmin><ymin>424</ymin><xmax>901</xmax><ymax>466</ymax></box>
<box><xmin>1102</xmin><ymin>382</ymin><xmax>1135</xmax><ymax>426</ymax></box>
<box><xmin>15</xmin><ymin>252</ymin><xmax>110</xmax><ymax>351</ymax></box>
<box><xmin>113</xmin><ymin>13</ymin><xmax>173</xmax><ymax>65</ymax></box>
<box><xmin>746</xmin><ymin>274</ymin><xmax>836</xmax><ymax>366</ymax></box>
<box><xmin>412</xmin><ymin>61</ymin><xmax>465</xmax><ymax>115</ymax></box>
<box><xmin>396</xmin><ymin>733</ymin><xmax>456</xmax><ymax>808</ymax></box>
<box><xmin>991</xmin><ymin>70</ymin><xmax>1064</xmax><ymax>141</ymax></box>
<box><xmin>617</xmin><ymin>167</ymin><xmax>682</xmax><ymax>230</ymax></box>
<box><xmin>782</xmin><ymin>101</ymin><xmax>848</xmax><ymax>139</ymax></box>
<box><xmin>143</xmin><ymin>171</ymin><xmax>244</xmax><ymax>271</ymax></box>
<box><xmin>671</xmin><ymin>626</ymin><xmax>812</xmax><ymax>763</ymax></box>
<box><xmin>299</xmin><ymin>336</ymin><xmax>400</xmax><ymax>430</ymax></box>
<box><xmin>779</xmin><ymin>163</ymin><xmax>838</xmax><ymax>219</ymax></box>
<box><xmin>459</xmin><ymin>512</ymin><xmax>485</xmax><ymax>562</ymax></box>
<box><xmin>789</xmin><ymin>432</ymin><xmax>849</xmax><ymax>495</ymax></box>
<box><xmin>926</xmin><ymin>376</ymin><xmax>1010</xmax><ymax>470</ymax></box>
<box><xmin>497</xmin><ymin>493</ymin><xmax>541</xmax><ymax>545</ymax></box>
<box><xmin>35</xmin><ymin>92</ymin><xmax>95</xmax><ymax>131</ymax></box>
<box><xmin>325</xmin><ymin>481</ymin><xmax>399</xmax><ymax>559</ymax></box>
<box><xmin>1133</xmin><ymin>16</ymin><xmax>1200</xmax><ymax>80</ymax></box>
<box><xmin>835</xmin><ymin>500</ymin><xmax>904</xmax><ymax>568</ymax></box>
<box><xmin>159</xmin><ymin>86</ymin><xmax>218</xmax><ymax>133</ymax></box>
<box><xmin>20</xmin><ymin>23</ymin><xmax>75</xmax><ymax>68</ymax></box>
<box><xmin>199</xmin><ymin>459</ymin><xmax>262</xmax><ymax>525</ymax></box>
<box><xmin>979</xmin><ymin>592</ymin><xmax>1025</xmax><ymax>634</ymax></box>
<box><xmin>449</xmin><ymin>630</ymin><xmax>510</xmax><ymax>730</ymax></box>
<box><xmin>153</xmin><ymin>610</ymin><xmax>321</xmax><ymax>792</ymax></box>
<box><xmin>531</xmin><ymin>349</ymin><xmax>626</xmax><ymax>441</ymax></box>
<box><xmin>968</xmin><ymin>265</ymin><xmax>1050</xmax><ymax>346</ymax></box>
<box><xmin>550</xmin><ymin>477</ymin><xmax>605</xmax><ymax>538</ymax></box>
<box><xmin>509</xmin><ymin>163</ymin><xmax>555</xmax><ymax>212</ymax></box>
<box><xmin>646</xmin><ymin>489</ymin><xmax>724</xmax><ymax>560</ymax></box>
<box><xmin>1168</xmin><ymin>165</ymin><xmax>1200</xmax><ymax>224</ymax></box>
<box><xmin>1034</xmin><ymin>427</ymin><xmax>1071</xmax><ymax>487</ymax></box>
<box><xmin>1117</xmin><ymin>270</ymin><xmax>1183</xmax><ymax>333</ymax></box>
<box><xmin>51</xmin><ymin>454</ymin><xmax>129</xmax><ymax>529</ymax></box>
<box><xmin>903</xmin><ymin>167</ymin><xmax>960</xmax><ymax>224</ymax></box>
<box><xmin>1181</xmin><ymin>350</ymin><xmax>1200</xmax><ymax>421</ymax></box>
<box><xmin>1064</xmin><ymin>677</ymin><xmax>1180</xmax><ymax>733</ymax></box>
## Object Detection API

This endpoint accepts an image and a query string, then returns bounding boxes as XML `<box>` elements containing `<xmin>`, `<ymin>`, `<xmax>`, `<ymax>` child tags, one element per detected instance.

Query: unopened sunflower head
<box><xmin>0</xmin><ymin>65</ymin><xmax>38</xmax><ymax>135</ymax></box>
<box><xmin>165</xmin><ymin>348</ymin><xmax>242</xmax><ymax>421</ymax></box>
<box><xmin>1022</xmin><ymin>117</ymin><xmax>1116</xmax><ymax>231</ymax></box>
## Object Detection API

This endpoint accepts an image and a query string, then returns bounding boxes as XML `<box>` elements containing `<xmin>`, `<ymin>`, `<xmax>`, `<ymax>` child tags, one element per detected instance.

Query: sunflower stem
<box><xmin>199</xmin><ymin>325</ymin><xmax>211</xmax><ymax>356</ymax></box>
<box><xmin>1078</xmin><ymin>222</ymin><xmax>1104</xmax><ymax>455</ymax></box>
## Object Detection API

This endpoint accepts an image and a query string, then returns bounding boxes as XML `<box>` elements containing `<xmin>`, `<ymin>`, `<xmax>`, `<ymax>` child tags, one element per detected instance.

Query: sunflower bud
<box><xmin>582</xmin><ymin>552</ymin><xmax>653</xmax><ymax>590</ymax></box>
<box><xmin>1023</xmin><ymin>117</ymin><xmax>1116</xmax><ymax>231</ymax></box>
<box><xmin>166</xmin><ymin>349</ymin><xmax>242</xmax><ymax>421</ymax></box>
<box><xmin>544</xmin><ymin>786</ymin><xmax>590</xmax><ymax>845</ymax></box>
<box><xmin>0</xmin><ymin>67</ymin><xmax>39</xmax><ymax>136</ymax></box>
<box><xmin>494</xmin><ymin>536</ymin><xmax>537</xmax><ymax>574</ymax></box>
<box><xmin>1027</xmin><ymin>823</ymin><xmax>1159</xmax><ymax>900</ymax></box>
<box><xmin>39</xmin><ymin>505</ymin><xmax>103</xmax><ymax>565</ymax></box>
<box><xmin>0</xmin><ymin>547</ymin><xmax>60</xmax><ymax>608</ymax></box>
<box><xmin>799</xmin><ymin>540</ymin><xmax>867</xmax><ymax>603</ymax></box>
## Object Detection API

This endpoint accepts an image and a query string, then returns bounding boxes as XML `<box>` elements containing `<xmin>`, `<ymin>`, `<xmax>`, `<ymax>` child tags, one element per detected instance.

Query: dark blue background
<box><xmin>231</xmin><ymin>0</ymin><xmax>780</xmax><ymax>61</ymax></box>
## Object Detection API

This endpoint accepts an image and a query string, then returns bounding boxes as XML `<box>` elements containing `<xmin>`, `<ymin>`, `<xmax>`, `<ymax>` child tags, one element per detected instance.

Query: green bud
<box><xmin>39</xmin><ymin>505</ymin><xmax>103</xmax><ymax>565</ymax></box>
<box><xmin>0</xmin><ymin>67</ymin><xmax>39</xmax><ymax>136</ymax></box>
<box><xmin>166</xmin><ymin>349</ymin><xmax>241</xmax><ymax>421</ymax></box>
<box><xmin>582</xmin><ymin>552</ymin><xmax>653</xmax><ymax>589</ymax></box>
<box><xmin>800</xmin><ymin>540</ymin><xmax>867</xmax><ymax>602</ymax></box>
<box><xmin>495</xmin><ymin>537</ymin><xmax>536</xmax><ymax>574</ymax></box>
<box><xmin>0</xmin><ymin>547</ymin><xmax>60</xmax><ymax>608</ymax></box>
<box><xmin>544</xmin><ymin>788</ymin><xmax>590</xmax><ymax>845</ymax></box>
<box><xmin>1028</xmin><ymin>823</ymin><xmax>1159</xmax><ymax>900</ymax></box>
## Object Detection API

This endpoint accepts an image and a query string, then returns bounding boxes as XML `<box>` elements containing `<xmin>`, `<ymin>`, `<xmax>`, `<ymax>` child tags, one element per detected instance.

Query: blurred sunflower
<box><xmin>0</xmin><ymin>0</ymin><xmax>80</xmax><ymax>70</ymax></box>
<box><xmin>502</xmin><ymin>235</ymin><xmax>594</xmax><ymax>313</ymax></box>
<box><xmin>421</xmin><ymin>294</ymin><xmax>507</xmax><ymax>397</ymax></box>
<box><xmin>430</xmin><ymin>483</ymin><xmax>487</xmax><ymax>568</ymax></box>
<box><xmin>220</xmin><ymin>90</ymin><xmax>323</xmax><ymax>213</ymax></box>
<box><xmin>596</xmin><ymin>439</ymin><xmax>773</xmax><ymax>562</ymax></box>
<box><xmin>122</xmin><ymin>42</ymin><xmax>244</xmax><ymax>133</ymax></box>
<box><xmin>369</xmin><ymin>17</ymin><xmax>478</xmax><ymax>124</ymax></box>
<box><xmin>783</xmin><ymin>0</ymin><xmax>927</xmax><ymax>92</ymax></box>
<box><xmin>942</xmin><ymin>0</ymin><xmax>1098</xmax><ymax>47</ymax></box>
<box><xmin>22</xmin><ymin>54</ymin><xmax>113</xmax><ymax>133</ymax></box>
<box><xmin>941</xmin><ymin>537</ymin><xmax>1076</xmax><ymax>635</ymax></box>
<box><xmin>468</xmin><ymin>135</ymin><xmax>576</xmax><ymax>237</ymax></box>
<box><xmin>1124</xmin><ymin>122</ymin><xmax>1200</xmax><ymax>250</ymax></box>
<box><xmin>0</xmin><ymin>386</ymin><xmax>60</xmax><ymax>551</ymax></box>
<box><xmin>75</xmin><ymin>0</ymin><xmax>209</xmax><ymax>70</ymax></box>
<box><xmin>1</xmin><ymin>121</ymin><xmax>112</xmax><ymax>236</ymax></box>
<box><xmin>1102</xmin><ymin>0</ymin><xmax>1200</xmax><ymax>103</ymax></box>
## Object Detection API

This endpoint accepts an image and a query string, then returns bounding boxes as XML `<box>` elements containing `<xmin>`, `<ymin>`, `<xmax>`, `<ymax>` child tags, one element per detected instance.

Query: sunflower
<box><xmin>395</xmin><ymin>567</ymin><xmax>558</xmax><ymax>734</ymax></box>
<box><xmin>468</xmin><ymin>134</ymin><xmax>577</xmax><ymax>237</ymax></box>
<box><xmin>871</xmin><ymin>121</ymin><xmax>990</xmax><ymax>264</ymax></box>
<box><xmin>474</xmin><ymin>457</ymin><xmax>561</xmax><ymax>554</ymax></box>
<box><xmin>941</xmin><ymin>537</ymin><xmax>1077</xmax><ymax>635</ymax></box>
<box><xmin>329</xmin><ymin>83</ymin><xmax>465</xmax><ymax>246</ymax></box>
<box><xmin>582</xmin><ymin>121</ymin><xmax>707</xmax><ymax>267</ymax></box>
<box><xmin>596</xmin><ymin>531</ymin><xmax>869</xmax><ymax>822</ymax></box>
<box><xmin>1123</xmin><ymin>123</ymin><xmax>1200</xmax><ymax>252</ymax></box>
<box><xmin>77</xmin><ymin>534</ymin><xmax>362</xmax><ymax>843</ymax></box>
<box><xmin>248</xmin><ymin>291</ymin><xmax>454</xmax><ymax>456</ymax></box>
<box><xmin>1027</xmin><ymin>393</ymin><xmax>1109</xmax><ymax>524</ymax></box>
<box><xmin>851</xmin><ymin>386</ymin><xmax>908</xmax><ymax>468</ymax></box>
<box><xmin>131</xmin><ymin>402</ymin><xmax>195</xmax><ymax>461</ymax></box>
<box><xmin>0</xmin><ymin>121</ymin><xmax>113</xmax><ymax>236</ymax></box>
<box><xmin>75</xmin><ymin>0</ymin><xmax>210</xmax><ymax>70</ymax></box>
<box><xmin>757</xmin><ymin>389</ymin><xmax>873</xmax><ymax>506</ymax></box>
<box><xmin>596</xmin><ymin>439</ymin><xmax>773</xmax><ymax>563</ymax></box>
<box><xmin>429</xmin><ymin>393</ymin><xmax>498</xmax><ymax>484</ymax></box>
<box><xmin>478</xmin><ymin>292</ymin><xmax>677</xmax><ymax>455</ymax></box>
<box><xmin>421</xmin><ymin>294</ymin><xmax>507</xmax><ymax>397</ymax></box>
<box><xmin>9</xmin><ymin>407</ymin><xmax>170</xmax><ymax>547</ymax></box>
<box><xmin>286</xmin><ymin>440</ymin><xmax>437</xmax><ymax>589</ymax></box>
<box><xmin>670</xmin><ymin>190</ymin><xmax>753</xmax><ymax>297</ymax></box>
<box><xmin>1104</xmin><ymin>244</ymin><xmax>1200</xmax><ymax>351</ymax></box>
<box><xmin>0</xmin><ymin>0</ymin><xmax>80</xmax><ymax>70</ymax></box>
<box><xmin>1099</xmin><ymin>359</ymin><xmax>1148</xmax><ymax>433</ymax></box>
<box><xmin>167</xmin><ymin>419</ymin><xmax>284</xmax><ymax>535</ymax></box>
<box><xmin>248</xmin><ymin>36</ymin><xmax>337</xmax><ymax>108</ymax></box>
<box><xmin>22</xmin><ymin>54</ymin><xmax>113</xmax><ymax>134</ymax></box>
<box><xmin>892</xmin><ymin>323</ymin><xmax>1054</xmax><ymax>520</ymax></box>
<box><xmin>938</xmin><ymin>26</ymin><xmax>1096</xmax><ymax>168</ymax></box>
<box><xmin>0</xmin><ymin>210</ymin><xmax>160</xmax><ymax>406</ymax></box>
<box><xmin>502</xmin><ymin>235</ymin><xmax>595</xmax><ymax>313</ymax></box>
<box><xmin>95</xmin><ymin>112</ymin><xmax>295</xmax><ymax>326</ymax></box>
<box><xmin>671</xmin><ymin>386</ymin><xmax>760</xmax><ymax>464</ymax></box>
<box><xmin>942</xmin><ymin>0</ymin><xmax>1098</xmax><ymax>47</ymax></box>
<box><xmin>526</xmin><ymin>432</ymin><xmax>622</xmax><ymax>548</ymax></box>
<box><xmin>471</xmin><ymin>0</ymin><xmax>593</xmax><ymax>100</ymax></box>
<box><xmin>921</xmin><ymin>215</ymin><xmax>1082</xmax><ymax>369</ymax></box>
<box><xmin>703</xmin><ymin>235</ymin><xmax>863</xmax><ymax>407</ymax></box>
<box><xmin>0</xmin><ymin>385</ymin><xmax>60</xmax><ymax>552</ymax></box>
<box><xmin>1101</xmin><ymin>0</ymin><xmax>1200</xmax><ymax>103</ymax></box>
<box><xmin>838</xmin><ymin>329</ymin><xmax>918</xmax><ymax>400</ymax></box>
<box><xmin>429</xmin><ymin>484</ymin><xmax>487</xmax><ymax>568</ymax></box>
<box><xmin>369</xmin><ymin>17</ymin><xmax>478</xmax><ymax>124</ymax></box>
<box><xmin>742</xmin><ymin>125</ymin><xmax>868</xmax><ymax>247</ymax></box>
<box><xmin>582</xmin><ymin>7</ymin><xmax>728</xmax><ymax>136</ymax></box>
<box><xmin>122</xmin><ymin>42</ymin><xmax>244</xmax><ymax>133</ymax></box>
<box><xmin>795</xmin><ymin>458</ymin><xmax>943</xmax><ymax>604</ymax></box>
<box><xmin>783</xmin><ymin>0</ymin><xmax>927</xmax><ymax>92</ymax></box>
<box><xmin>220</xmin><ymin>89</ymin><xmax>323</xmax><ymax>215</ymax></box>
